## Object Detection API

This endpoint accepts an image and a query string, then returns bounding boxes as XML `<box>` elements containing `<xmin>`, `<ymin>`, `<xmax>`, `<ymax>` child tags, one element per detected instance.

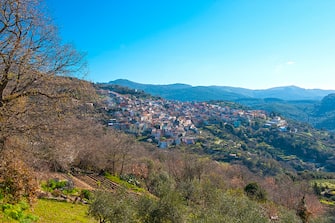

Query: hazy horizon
<box><xmin>46</xmin><ymin>0</ymin><xmax>335</xmax><ymax>90</ymax></box>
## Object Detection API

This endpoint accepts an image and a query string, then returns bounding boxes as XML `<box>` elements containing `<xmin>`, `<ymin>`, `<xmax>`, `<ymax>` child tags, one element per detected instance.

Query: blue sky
<box><xmin>46</xmin><ymin>0</ymin><xmax>335</xmax><ymax>89</ymax></box>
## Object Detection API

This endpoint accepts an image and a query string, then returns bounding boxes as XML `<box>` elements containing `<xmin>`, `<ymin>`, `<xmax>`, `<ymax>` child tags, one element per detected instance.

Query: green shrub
<box><xmin>47</xmin><ymin>179</ymin><xmax>68</xmax><ymax>190</ymax></box>
<box><xmin>120</xmin><ymin>174</ymin><xmax>141</xmax><ymax>187</ymax></box>
<box><xmin>41</xmin><ymin>179</ymin><xmax>79</xmax><ymax>196</ymax></box>
<box><xmin>1</xmin><ymin>201</ymin><xmax>38</xmax><ymax>222</ymax></box>
<box><xmin>244</xmin><ymin>182</ymin><xmax>267</xmax><ymax>202</ymax></box>
<box><xmin>41</xmin><ymin>179</ymin><xmax>69</xmax><ymax>192</ymax></box>
<box><xmin>80</xmin><ymin>190</ymin><xmax>91</xmax><ymax>200</ymax></box>
<box><xmin>89</xmin><ymin>190</ymin><xmax>136</xmax><ymax>223</ymax></box>
<box><xmin>105</xmin><ymin>174</ymin><xmax>145</xmax><ymax>193</ymax></box>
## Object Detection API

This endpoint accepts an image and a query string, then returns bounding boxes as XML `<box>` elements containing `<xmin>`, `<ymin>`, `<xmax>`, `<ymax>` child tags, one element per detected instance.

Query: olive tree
<box><xmin>88</xmin><ymin>190</ymin><xmax>136</xmax><ymax>223</ymax></box>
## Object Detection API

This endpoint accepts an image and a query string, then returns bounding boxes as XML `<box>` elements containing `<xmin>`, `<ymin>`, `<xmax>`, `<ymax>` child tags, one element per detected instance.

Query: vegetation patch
<box><xmin>320</xmin><ymin>199</ymin><xmax>335</xmax><ymax>206</ymax></box>
<box><xmin>0</xmin><ymin>201</ymin><xmax>38</xmax><ymax>223</ymax></box>
<box><xmin>105</xmin><ymin>173</ymin><xmax>146</xmax><ymax>193</ymax></box>
<box><xmin>312</xmin><ymin>179</ymin><xmax>335</xmax><ymax>207</ymax></box>
<box><xmin>31</xmin><ymin>199</ymin><xmax>95</xmax><ymax>223</ymax></box>
<box><xmin>41</xmin><ymin>179</ymin><xmax>79</xmax><ymax>196</ymax></box>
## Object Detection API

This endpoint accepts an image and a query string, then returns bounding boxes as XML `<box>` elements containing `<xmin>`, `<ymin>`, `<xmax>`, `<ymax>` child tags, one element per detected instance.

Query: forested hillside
<box><xmin>1</xmin><ymin>1</ymin><xmax>335</xmax><ymax>223</ymax></box>
<box><xmin>238</xmin><ymin>94</ymin><xmax>335</xmax><ymax>132</ymax></box>
<box><xmin>110</xmin><ymin>79</ymin><xmax>335</xmax><ymax>101</ymax></box>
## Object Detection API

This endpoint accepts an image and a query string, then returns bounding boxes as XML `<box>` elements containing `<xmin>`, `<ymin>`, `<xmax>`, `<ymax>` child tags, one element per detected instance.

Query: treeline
<box><xmin>97</xmin><ymin>83</ymin><xmax>155</xmax><ymax>99</ymax></box>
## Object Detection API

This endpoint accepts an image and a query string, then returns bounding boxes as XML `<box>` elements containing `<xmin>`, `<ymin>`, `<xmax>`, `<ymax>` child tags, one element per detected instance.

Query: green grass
<box><xmin>320</xmin><ymin>199</ymin><xmax>335</xmax><ymax>206</ymax></box>
<box><xmin>105</xmin><ymin>174</ymin><xmax>146</xmax><ymax>193</ymax></box>
<box><xmin>312</xmin><ymin>179</ymin><xmax>335</xmax><ymax>190</ymax></box>
<box><xmin>311</xmin><ymin>179</ymin><xmax>335</xmax><ymax>207</ymax></box>
<box><xmin>1</xmin><ymin>201</ymin><xmax>38</xmax><ymax>223</ymax></box>
<box><xmin>0</xmin><ymin>213</ymin><xmax>16</xmax><ymax>222</ymax></box>
<box><xmin>31</xmin><ymin>199</ymin><xmax>95</xmax><ymax>223</ymax></box>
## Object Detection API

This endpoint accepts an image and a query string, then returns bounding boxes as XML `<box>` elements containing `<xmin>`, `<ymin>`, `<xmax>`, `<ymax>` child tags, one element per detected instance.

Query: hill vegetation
<box><xmin>2</xmin><ymin>72</ymin><xmax>335</xmax><ymax>222</ymax></box>
<box><xmin>1</xmin><ymin>1</ymin><xmax>335</xmax><ymax>222</ymax></box>
<box><xmin>239</xmin><ymin>94</ymin><xmax>335</xmax><ymax>132</ymax></box>
<box><xmin>110</xmin><ymin>79</ymin><xmax>335</xmax><ymax>101</ymax></box>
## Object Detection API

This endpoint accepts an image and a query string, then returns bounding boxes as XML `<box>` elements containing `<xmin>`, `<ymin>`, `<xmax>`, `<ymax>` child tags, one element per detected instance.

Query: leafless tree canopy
<box><xmin>0</xmin><ymin>0</ymin><xmax>85</xmax><ymax>107</ymax></box>
<box><xmin>0</xmin><ymin>0</ymin><xmax>87</xmax><ymax>147</ymax></box>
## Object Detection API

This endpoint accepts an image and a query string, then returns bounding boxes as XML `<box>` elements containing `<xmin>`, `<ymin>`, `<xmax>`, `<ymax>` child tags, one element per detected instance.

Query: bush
<box><xmin>137</xmin><ymin>191</ymin><xmax>185</xmax><ymax>223</ymax></box>
<box><xmin>190</xmin><ymin>190</ymin><xmax>269</xmax><ymax>223</ymax></box>
<box><xmin>88</xmin><ymin>190</ymin><xmax>136</xmax><ymax>223</ymax></box>
<box><xmin>244</xmin><ymin>182</ymin><xmax>267</xmax><ymax>202</ymax></box>
<box><xmin>120</xmin><ymin>174</ymin><xmax>141</xmax><ymax>187</ymax></box>
<box><xmin>41</xmin><ymin>179</ymin><xmax>79</xmax><ymax>196</ymax></box>
<box><xmin>80</xmin><ymin>189</ymin><xmax>91</xmax><ymax>200</ymax></box>
<box><xmin>1</xmin><ymin>201</ymin><xmax>38</xmax><ymax>222</ymax></box>
<box><xmin>44</xmin><ymin>179</ymin><xmax>68</xmax><ymax>191</ymax></box>
<box><xmin>0</xmin><ymin>149</ymin><xmax>38</xmax><ymax>205</ymax></box>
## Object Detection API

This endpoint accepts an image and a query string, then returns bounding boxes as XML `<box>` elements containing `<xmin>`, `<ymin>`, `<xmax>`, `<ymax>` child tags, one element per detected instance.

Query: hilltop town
<box><xmin>98</xmin><ymin>87</ymin><xmax>289</xmax><ymax>149</ymax></box>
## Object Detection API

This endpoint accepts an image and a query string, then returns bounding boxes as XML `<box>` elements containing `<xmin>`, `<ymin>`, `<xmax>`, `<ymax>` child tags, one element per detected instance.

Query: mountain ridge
<box><xmin>109</xmin><ymin>79</ymin><xmax>335</xmax><ymax>101</ymax></box>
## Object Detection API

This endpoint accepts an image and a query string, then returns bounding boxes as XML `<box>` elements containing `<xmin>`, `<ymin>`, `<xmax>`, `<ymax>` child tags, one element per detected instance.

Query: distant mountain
<box><xmin>252</xmin><ymin>86</ymin><xmax>335</xmax><ymax>100</ymax></box>
<box><xmin>109</xmin><ymin>79</ymin><xmax>246</xmax><ymax>101</ymax></box>
<box><xmin>110</xmin><ymin>79</ymin><xmax>191</xmax><ymax>92</ymax></box>
<box><xmin>109</xmin><ymin>79</ymin><xmax>335</xmax><ymax>101</ymax></box>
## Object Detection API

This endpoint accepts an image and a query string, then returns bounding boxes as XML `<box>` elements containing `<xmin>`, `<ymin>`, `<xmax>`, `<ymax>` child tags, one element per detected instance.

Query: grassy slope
<box><xmin>0</xmin><ymin>215</ymin><xmax>16</xmax><ymax>222</ymax></box>
<box><xmin>31</xmin><ymin>199</ymin><xmax>95</xmax><ymax>223</ymax></box>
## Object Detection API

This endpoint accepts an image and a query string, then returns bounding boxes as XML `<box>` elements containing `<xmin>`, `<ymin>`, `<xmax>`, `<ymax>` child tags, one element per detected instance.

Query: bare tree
<box><xmin>0</xmin><ymin>0</ymin><xmax>85</xmax><ymax>103</ymax></box>
<box><xmin>100</xmin><ymin>131</ymin><xmax>136</xmax><ymax>176</ymax></box>
<box><xmin>0</xmin><ymin>139</ymin><xmax>38</xmax><ymax>205</ymax></box>
<box><xmin>0</xmin><ymin>0</ymin><xmax>86</xmax><ymax>147</ymax></box>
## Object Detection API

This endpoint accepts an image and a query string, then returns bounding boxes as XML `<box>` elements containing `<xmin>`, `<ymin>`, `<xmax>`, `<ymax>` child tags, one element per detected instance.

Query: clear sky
<box><xmin>46</xmin><ymin>0</ymin><xmax>335</xmax><ymax>89</ymax></box>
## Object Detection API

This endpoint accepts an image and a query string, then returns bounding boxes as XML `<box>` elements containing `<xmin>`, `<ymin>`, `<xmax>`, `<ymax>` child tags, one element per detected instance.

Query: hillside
<box><xmin>238</xmin><ymin>94</ymin><xmax>335</xmax><ymax>132</ymax></box>
<box><xmin>109</xmin><ymin>79</ymin><xmax>335</xmax><ymax>131</ymax></box>
<box><xmin>110</xmin><ymin>79</ymin><xmax>335</xmax><ymax>101</ymax></box>
<box><xmin>312</xmin><ymin>94</ymin><xmax>335</xmax><ymax>130</ymax></box>
<box><xmin>2</xmin><ymin>1</ymin><xmax>335</xmax><ymax>222</ymax></box>
<box><xmin>98</xmin><ymin>83</ymin><xmax>335</xmax><ymax>173</ymax></box>
<box><xmin>236</xmin><ymin>98</ymin><xmax>316</xmax><ymax>124</ymax></box>
<box><xmin>1</xmin><ymin>78</ymin><xmax>335</xmax><ymax>222</ymax></box>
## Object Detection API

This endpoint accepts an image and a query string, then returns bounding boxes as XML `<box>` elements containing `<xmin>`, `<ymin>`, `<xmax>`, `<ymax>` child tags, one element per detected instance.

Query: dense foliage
<box><xmin>238</xmin><ymin>94</ymin><xmax>335</xmax><ymax>132</ymax></box>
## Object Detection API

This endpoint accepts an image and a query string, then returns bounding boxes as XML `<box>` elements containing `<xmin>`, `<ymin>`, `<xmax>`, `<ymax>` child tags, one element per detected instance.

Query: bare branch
<box><xmin>0</xmin><ymin>0</ymin><xmax>86</xmax><ymax>106</ymax></box>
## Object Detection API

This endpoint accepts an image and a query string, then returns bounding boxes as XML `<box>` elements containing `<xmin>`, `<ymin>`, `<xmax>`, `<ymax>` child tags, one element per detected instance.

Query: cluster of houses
<box><xmin>264</xmin><ymin>116</ymin><xmax>289</xmax><ymax>131</ymax></box>
<box><xmin>100</xmin><ymin>89</ymin><xmax>289</xmax><ymax>148</ymax></box>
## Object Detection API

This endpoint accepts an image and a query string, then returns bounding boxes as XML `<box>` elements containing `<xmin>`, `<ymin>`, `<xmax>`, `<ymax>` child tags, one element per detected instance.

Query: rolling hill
<box><xmin>109</xmin><ymin>79</ymin><xmax>335</xmax><ymax>101</ymax></box>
